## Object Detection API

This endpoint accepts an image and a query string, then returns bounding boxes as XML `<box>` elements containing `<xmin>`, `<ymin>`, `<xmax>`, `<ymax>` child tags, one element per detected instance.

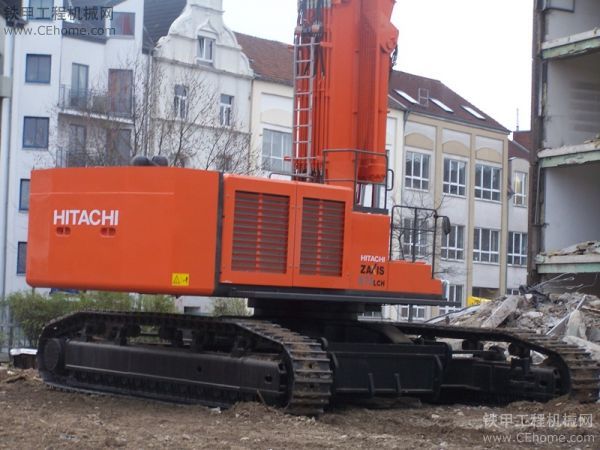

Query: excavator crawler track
<box><xmin>37</xmin><ymin>311</ymin><xmax>332</xmax><ymax>416</ymax></box>
<box><xmin>36</xmin><ymin>312</ymin><xmax>599</xmax><ymax>416</ymax></box>
<box><xmin>392</xmin><ymin>322</ymin><xmax>600</xmax><ymax>403</ymax></box>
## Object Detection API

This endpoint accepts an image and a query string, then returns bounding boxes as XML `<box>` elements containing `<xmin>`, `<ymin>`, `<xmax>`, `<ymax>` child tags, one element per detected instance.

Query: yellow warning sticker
<box><xmin>171</xmin><ymin>273</ymin><xmax>190</xmax><ymax>287</ymax></box>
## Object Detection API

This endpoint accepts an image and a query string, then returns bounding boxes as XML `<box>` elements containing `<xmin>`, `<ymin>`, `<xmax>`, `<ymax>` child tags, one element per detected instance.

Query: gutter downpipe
<box><xmin>0</xmin><ymin>24</ymin><xmax>15</xmax><ymax>347</ymax></box>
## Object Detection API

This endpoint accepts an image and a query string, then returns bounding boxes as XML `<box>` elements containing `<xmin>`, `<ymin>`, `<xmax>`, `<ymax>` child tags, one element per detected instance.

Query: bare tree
<box><xmin>47</xmin><ymin>53</ymin><xmax>257</xmax><ymax>175</ymax></box>
<box><xmin>49</xmin><ymin>54</ymin><xmax>151</xmax><ymax>168</ymax></box>
<box><xmin>148</xmin><ymin>60</ymin><xmax>256</xmax><ymax>174</ymax></box>
<box><xmin>391</xmin><ymin>191</ymin><xmax>465</xmax><ymax>279</ymax></box>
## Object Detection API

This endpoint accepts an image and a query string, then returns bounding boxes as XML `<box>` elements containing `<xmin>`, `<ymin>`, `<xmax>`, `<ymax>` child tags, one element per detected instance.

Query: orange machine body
<box><xmin>27</xmin><ymin>167</ymin><xmax>441</xmax><ymax>303</ymax></box>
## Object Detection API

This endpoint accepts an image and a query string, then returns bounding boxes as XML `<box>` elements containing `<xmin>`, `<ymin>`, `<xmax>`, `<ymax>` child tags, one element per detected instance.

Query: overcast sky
<box><xmin>223</xmin><ymin>0</ymin><xmax>534</xmax><ymax>132</ymax></box>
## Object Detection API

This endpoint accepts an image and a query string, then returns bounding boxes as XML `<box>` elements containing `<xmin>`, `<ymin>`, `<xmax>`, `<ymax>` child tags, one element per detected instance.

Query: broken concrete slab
<box><xmin>481</xmin><ymin>295</ymin><xmax>519</xmax><ymax>328</ymax></box>
<box><xmin>566</xmin><ymin>310</ymin><xmax>588</xmax><ymax>339</ymax></box>
<box><xmin>588</xmin><ymin>327</ymin><xmax>600</xmax><ymax>343</ymax></box>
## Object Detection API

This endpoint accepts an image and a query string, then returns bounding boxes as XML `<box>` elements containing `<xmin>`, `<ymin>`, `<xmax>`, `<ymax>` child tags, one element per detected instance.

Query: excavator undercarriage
<box><xmin>38</xmin><ymin>308</ymin><xmax>600</xmax><ymax>416</ymax></box>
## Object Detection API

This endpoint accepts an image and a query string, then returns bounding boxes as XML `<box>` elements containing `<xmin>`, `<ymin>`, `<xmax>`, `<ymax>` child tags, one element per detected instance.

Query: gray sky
<box><xmin>223</xmin><ymin>0</ymin><xmax>534</xmax><ymax>132</ymax></box>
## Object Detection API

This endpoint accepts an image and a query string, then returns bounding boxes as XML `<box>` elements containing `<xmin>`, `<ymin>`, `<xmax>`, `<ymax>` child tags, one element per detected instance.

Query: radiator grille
<box><xmin>300</xmin><ymin>198</ymin><xmax>345</xmax><ymax>276</ymax></box>
<box><xmin>232</xmin><ymin>191</ymin><xmax>289</xmax><ymax>273</ymax></box>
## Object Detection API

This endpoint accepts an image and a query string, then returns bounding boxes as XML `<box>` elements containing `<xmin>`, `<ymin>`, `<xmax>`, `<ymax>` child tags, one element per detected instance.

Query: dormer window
<box><xmin>197</xmin><ymin>36</ymin><xmax>215</xmax><ymax>64</ymax></box>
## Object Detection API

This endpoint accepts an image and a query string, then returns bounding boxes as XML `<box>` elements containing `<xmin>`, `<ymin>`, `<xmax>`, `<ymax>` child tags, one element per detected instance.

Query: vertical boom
<box><xmin>293</xmin><ymin>0</ymin><xmax>398</xmax><ymax>195</ymax></box>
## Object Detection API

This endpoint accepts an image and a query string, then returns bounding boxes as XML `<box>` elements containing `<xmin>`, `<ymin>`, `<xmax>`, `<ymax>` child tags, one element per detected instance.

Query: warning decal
<box><xmin>171</xmin><ymin>273</ymin><xmax>190</xmax><ymax>287</ymax></box>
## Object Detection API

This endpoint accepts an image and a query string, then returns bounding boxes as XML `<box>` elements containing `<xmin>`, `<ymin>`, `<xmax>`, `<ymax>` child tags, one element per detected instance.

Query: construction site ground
<box><xmin>0</xmin><ymin>368</ymin><xmax>598</xmax><ymax>449</ymax></box>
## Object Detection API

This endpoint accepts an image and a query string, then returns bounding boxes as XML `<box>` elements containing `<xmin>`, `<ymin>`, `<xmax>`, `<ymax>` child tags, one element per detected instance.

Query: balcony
<box><xmin>58</xmin><ymin>85</ymin><xmax>133</xmax><ymax>119</ymax></box>
<box><xmin>56</xmin><ymin>148</ymin><xmax>130</xmax><ymax>168</ymax></box>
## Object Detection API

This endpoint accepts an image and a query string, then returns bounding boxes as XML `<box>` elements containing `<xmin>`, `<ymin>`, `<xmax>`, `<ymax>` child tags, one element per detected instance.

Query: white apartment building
<box><xmin>146</xmin><ymin>0</ymin><xmax>252</xmax><ymax>171</ymax></box>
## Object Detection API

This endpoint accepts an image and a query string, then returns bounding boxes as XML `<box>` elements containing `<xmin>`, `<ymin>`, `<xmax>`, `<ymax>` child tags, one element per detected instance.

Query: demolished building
<box><xmin>530</xmin><ymin>0</ymin><xmax>600</xmax><ymax>294</ymax></box>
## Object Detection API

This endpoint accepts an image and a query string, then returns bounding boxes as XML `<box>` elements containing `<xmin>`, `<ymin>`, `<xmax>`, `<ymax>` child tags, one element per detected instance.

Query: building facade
<box><xmin>530</xmin><ymin>0</ymin><xmax>600</xmax><ymax>295</ymax></box>
<box><xmin>146</xmin><ymin>0</ymin><xmax>253</xmax><ymax>171</ymax></box>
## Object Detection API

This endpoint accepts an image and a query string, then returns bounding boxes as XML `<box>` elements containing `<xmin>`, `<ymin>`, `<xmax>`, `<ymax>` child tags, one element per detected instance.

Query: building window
<box><xmin>473</xmin><ymin>228</ymin><xmax>500</xmax><ymax>264</ymax></box>
<box><xmin>29</xmin><ymin>0</ymin><xmax>53</xmax><ymax>20</ymax></box>
<box><xmin>475</xmin><ymin>164</ymin><xmax>501</xmax><ymax>202</ymax></box>
<box><xmin>402</xmin><ymin>217</ymin><xmax>429</xmax><ymax>259</ymax></box>
<box><xmin>112</xmin><ymin>12</ymin><xmax>135</xmax><ymax>36</ymax></box>
<box><xmin>441</xmin><ymin>284</ymin><xmax>464</xmax><ymax>315</ymax></box>
<box><xmin>405</xmin><ymin>151</ymin><xmax>430</xmax><ymax>190</ymax></box>
<box><xmin>443</xmin><ymin>158</ymin><xmax>466</xmax><ymax>196</ymax></box>
<box><xmin>262</xmin><ymin>129</ymin><xmax>292</xmax><ymax>172</ymax></box>
<box><xmin>70</xmin><ymin>63</ymin><xmax>89</xmax><ymax>108</ymax></box>
<box><xmin>25</xmin><ymin>54</ymin><xmax>51</xmax><ymax>83</ymax></box>
<box><xmin>359</xmin><ymin>308</ymin><xmax>383</xmax><ymax>320</ymax></box>
<box><xmin>220</xmin><ymin>94</ymin><xmax>233</xmax><ymax>127</ymax></box>
<box><xmin>513</xmin><ymin>171</ymin><xmax>528</xmax><ymax>207</ymax></box>
<box><xmin>23</xmin><ymin>117</ymin><xmax>49</xmax><ymax>149</ymax></box>
<box><xmin>107</xmin><ymin>129</ymin><xmax>132</xmax><ymax>165</ymax></box>
<box><xmin>400</xmin><ymin>305</ymin><xmax>426</xmax><ymax>321</ymax></box>
<box><xmin>441</xmin><ymin>225</ymin><xmax>464</xmax><ymax>261</ymax></box>
<box><xmin>108</xmin><ymin>69</ymin><xmax>133</xmax><ymax>116</ymax></box>
<box><xmin>17</xmin><ymin>242</ymin><xmax>27</xmax><ymax>275</ymax></box>
<box><xmin>197</xmin><ymin>36</ymin><xmax>215</xmax><ymax>63</ymax></box>
<box><xmin>63</xmin><ymin>124</ymin><xmax>87</xmax><ymax>167</ymax></box>
<box><xmin>508</xmin><ymin>232</ymin><xmax>528</xmax><ymax>266</ymax></box>
<box><xmin>174</xmin><ymin>85</ymin><xmax>188</xmax><ymax>119</ymax></box>
<box><xmin>19</xmin><ymin>179</ymin><xmax>30</xmax><ymax>212</ymax></box>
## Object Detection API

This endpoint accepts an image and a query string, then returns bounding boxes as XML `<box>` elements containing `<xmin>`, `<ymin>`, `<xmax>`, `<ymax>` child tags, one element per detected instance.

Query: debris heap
<box><xmin>439</xmin><ymin>292</ymin><xmax>600</xmax><ymax>362</ymax></box>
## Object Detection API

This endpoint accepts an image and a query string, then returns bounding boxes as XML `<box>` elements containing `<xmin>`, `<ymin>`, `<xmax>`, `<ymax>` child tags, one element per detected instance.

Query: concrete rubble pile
<box><xmin>539</xmin><ymin>240</ymin><xmax>600</xmax><ymax>258</ymax></box>
<box><xmin>438</xmin><ymin>292</ymin><xmax>600</xmax><ymax>363</ymax></box>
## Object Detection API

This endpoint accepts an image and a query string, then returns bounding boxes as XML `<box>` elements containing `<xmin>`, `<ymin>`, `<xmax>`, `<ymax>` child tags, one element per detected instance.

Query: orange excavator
<box><xmin>27</xmin><ymin>0</ymin><xmax>598</xmax><ymax>415</ymax></box>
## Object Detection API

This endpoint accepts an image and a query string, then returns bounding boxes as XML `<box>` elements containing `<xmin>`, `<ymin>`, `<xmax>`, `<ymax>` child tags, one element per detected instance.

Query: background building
<box><xmin>530</xmin><ymin>0</ymin><xmax>600</xmax><ymax>295</ymax></box>
<box><xmin>145</xmin><ymin>0</ymin><xmax>253</xmax><ymax>171</ymax></box>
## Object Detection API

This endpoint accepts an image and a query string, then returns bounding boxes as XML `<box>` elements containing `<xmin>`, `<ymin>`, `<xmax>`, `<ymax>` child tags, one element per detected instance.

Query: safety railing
<box><xmin>322</xmin><ymin>149</ymin><xmax>392</xmax><ymax>212</ymax></box>
<box><xmin>389</xmin><ymin>205</ymin><xmax>451</xmax><ymax>278</ymax></box>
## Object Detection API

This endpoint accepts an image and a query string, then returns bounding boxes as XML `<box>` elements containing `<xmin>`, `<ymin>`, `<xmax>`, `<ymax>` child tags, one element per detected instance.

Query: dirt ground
<box><xmin>0</xmin><ymin>367</ymin><xmax>598</xmax><ymax>449</ymax></box>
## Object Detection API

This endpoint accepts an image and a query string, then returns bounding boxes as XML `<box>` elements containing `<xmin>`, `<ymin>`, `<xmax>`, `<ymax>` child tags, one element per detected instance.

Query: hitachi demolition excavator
<box><xmin>27</xmin><ymin>0</ymin><xmax>598</xmax><ymax>415</ymax></box>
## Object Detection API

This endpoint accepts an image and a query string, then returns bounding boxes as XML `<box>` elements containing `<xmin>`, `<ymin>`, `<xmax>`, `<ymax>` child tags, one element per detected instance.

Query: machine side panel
<box><xmin>220</xmin><ymin>175</ymin><xmax>296</xmax><ymax>287</ymax></box>
<box><xmin>386</xmin><ymin>260</ymin><xmax>442</xmax><ymax>297</ymax></box>
<box><xmin>347</xmin><ymin>212</ymin><xmax>390</xmax><ymax>291</ymax></box>
<box><xmin>27</xmin><ymin>168</ymin><xmax>220</xmax><ymax>295</ymax></box>
<box><xmin>291</xmin><ymin>183</ymin><xmax>353</xmax><ymax>289</ymax></box>
<box><xmin>346</xmin><ymin>212</ymin><xmax>442</xmax><ymax>297</ymax></box>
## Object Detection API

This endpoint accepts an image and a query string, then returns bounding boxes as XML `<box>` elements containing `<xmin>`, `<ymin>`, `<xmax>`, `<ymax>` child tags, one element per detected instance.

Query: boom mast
<box><xmin>293</xmin><ymin>0</ymin><xmax>398</xmax><ymax>196</ymax></box>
